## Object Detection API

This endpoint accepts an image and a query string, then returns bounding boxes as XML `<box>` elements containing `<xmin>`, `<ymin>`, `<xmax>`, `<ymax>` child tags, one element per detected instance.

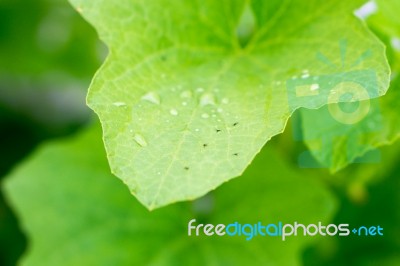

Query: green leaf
<box><xmin>69</xmin><ymin>0</ymin><xmax>390</xmax><ymax>208</ymax></box>
<box><xmin>297</xmin><ymin>0</ymin><xmax>400</xmax><ymax>173</ymax></box>
<box><xmin>298</xmin><ymin>77</ymin><xmax>400</xmax><ymax>172</ymax></box>
<box><xmin>368</xmin><ymin>0</ymin><xmax>400</xmax><ymax>72</ymax></box>
<box><xmin>3</xmin><ymin>124</ymin><xmax>335</xmax><ymax>266</ymax></box>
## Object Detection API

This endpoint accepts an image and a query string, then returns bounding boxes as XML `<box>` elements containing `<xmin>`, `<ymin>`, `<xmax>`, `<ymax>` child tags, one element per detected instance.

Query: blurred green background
<box><xmin>0</xmin><ymin>0</ymin><xmax>103</xmax><ymax>264</ymax></box>
<box><xmin>0</xmin><ymin>0</ymin><xmax>399</xmax><ymax>265</ymax></box>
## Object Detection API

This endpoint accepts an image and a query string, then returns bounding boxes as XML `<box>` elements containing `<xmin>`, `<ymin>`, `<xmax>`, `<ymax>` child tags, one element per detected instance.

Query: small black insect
<box><xmin>233</xmin><ymin>122</ymin><xmax>239</xmax><ymax>127</ymax></box>
<box><xmin>216</xmin><ymin>129</ymin><xmax>222</xmax><ymax>133</ymax></box>
<box><xmin>184</xmin><ymin>166</ymin><xmax>190</xmax><ymax>171</ymax></box>
<box><xmin>203</xmin><ymin>144</ymin><xmax>208</xmax><ymax>148</ymax></box>
<box><xmin>233</xmin><ymin>153</ymin><xmax>239</xmax><ymax>156</ymax></box>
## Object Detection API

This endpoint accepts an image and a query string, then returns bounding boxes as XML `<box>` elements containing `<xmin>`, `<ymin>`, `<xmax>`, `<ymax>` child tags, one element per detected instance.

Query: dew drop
<box><xmin>133</xmin><ymin>134</ymin><xmax>148</xmax><ymax>147</ymax></box>
<box><xmin>113</xmin><ymin>102</ymin><xmax>126</xmax><ymax>107</ymax></box>
<box><xmin>180</xmin><ymin>90</ymin><xmax>192</xmax><ymax>99</ymax></box>
<box><xmin>301</xmin><ymin>73</ymin><xmax>310</xmax><ymax>78</ymax></box>
<box><xmin>201</xmin><ymin>113</ymin><xmax>210</xmax><ymax>119</ymax></box>
<box><xmin>310</xmin><ymin>84</ymin><xmax>320</xmax><ymax>91</ymax></box>
<box><xmin>170</xmin><ymin>109</ymin><xmax>178</xmax><ymax>116</ymax></box>
<box><xmin>217</xmin><ymin>108</ymin><xmax>223</xmax><ymax>113</ymax></box>
<box><xmin>182</xmin><ymin>101</ymin><xmax>188</xmax><ymax>106</ymax></box>
<box><xmin>196</xmin><ymin>87</ymin><xmax>205</xmax><ymax>93</ymax></box>
<box><xmin>200</xmin><ymin>93</ymin><xmax>216</xmax><ymax>106</ymax></box>
<box><xmin>195</xmin><ymin>128</ymin><xmax>200</xmax><ymax>132</ymax></box>
<box><xmin>141</xmin><ymin>91</ymin><xmax>160</xmax><ymax>104</ymax></box>
<box><xmin>221</xmin><ymin>98</ymin><xmax>229</xmax><ymax>104</ymax></box>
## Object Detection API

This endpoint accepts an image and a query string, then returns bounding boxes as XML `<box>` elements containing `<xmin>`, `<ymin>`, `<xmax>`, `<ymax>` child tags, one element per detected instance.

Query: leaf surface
<box><xmin>70</xmin><ymin>0</ymin><xmax>390</xmax><ymax>208</ymax></box>
<box><xmin>298</xmin><ymin>0</ymin><xmax>400</xmax><ymax>172</ymax></box>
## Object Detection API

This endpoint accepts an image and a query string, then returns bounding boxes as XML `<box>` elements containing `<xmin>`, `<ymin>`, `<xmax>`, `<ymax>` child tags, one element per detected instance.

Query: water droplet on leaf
<box><xmin>200</xmin><ymin>93</ymin><xmax>216</xmax><ymax>106</ymax></box>
<box><xmin>170</xmin><ymin>109</ymin><xmax>178</xmax><ymax>116</ymax></box>
<box><xmin>221</xmin><ymin>98</ymin><xmax>229</xmax><ymax>104</ymax></box>
<box><xmin>141</xmin><ymin>91</ymin><xmax>160</xmax><ymax>104</ymax></box>
<box><xmin>310</xmin><ymin>84</ymin><xmax>320</xmax><ymax>91</ymax></box>
<box><xmin>133</xmin><ymin>134</ymin><xmax>148</xmax><ymax>147</ymax></box>
<box><xmin>113</xmin><ymin>102</ymin><xmax>126</xmax><ymax>107</ymax></box>
<box><xmin>180</xmin><ymin>90</ymin><xmax>192</xmax><ymax>98</ymax></box>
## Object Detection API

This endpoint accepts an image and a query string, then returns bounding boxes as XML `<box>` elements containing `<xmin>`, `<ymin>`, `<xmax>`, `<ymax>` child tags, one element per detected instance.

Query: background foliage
<box><xmin>0</xmin><ymin>0</ymin><xmax>399</xmax><ymax>265</ymax></box>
